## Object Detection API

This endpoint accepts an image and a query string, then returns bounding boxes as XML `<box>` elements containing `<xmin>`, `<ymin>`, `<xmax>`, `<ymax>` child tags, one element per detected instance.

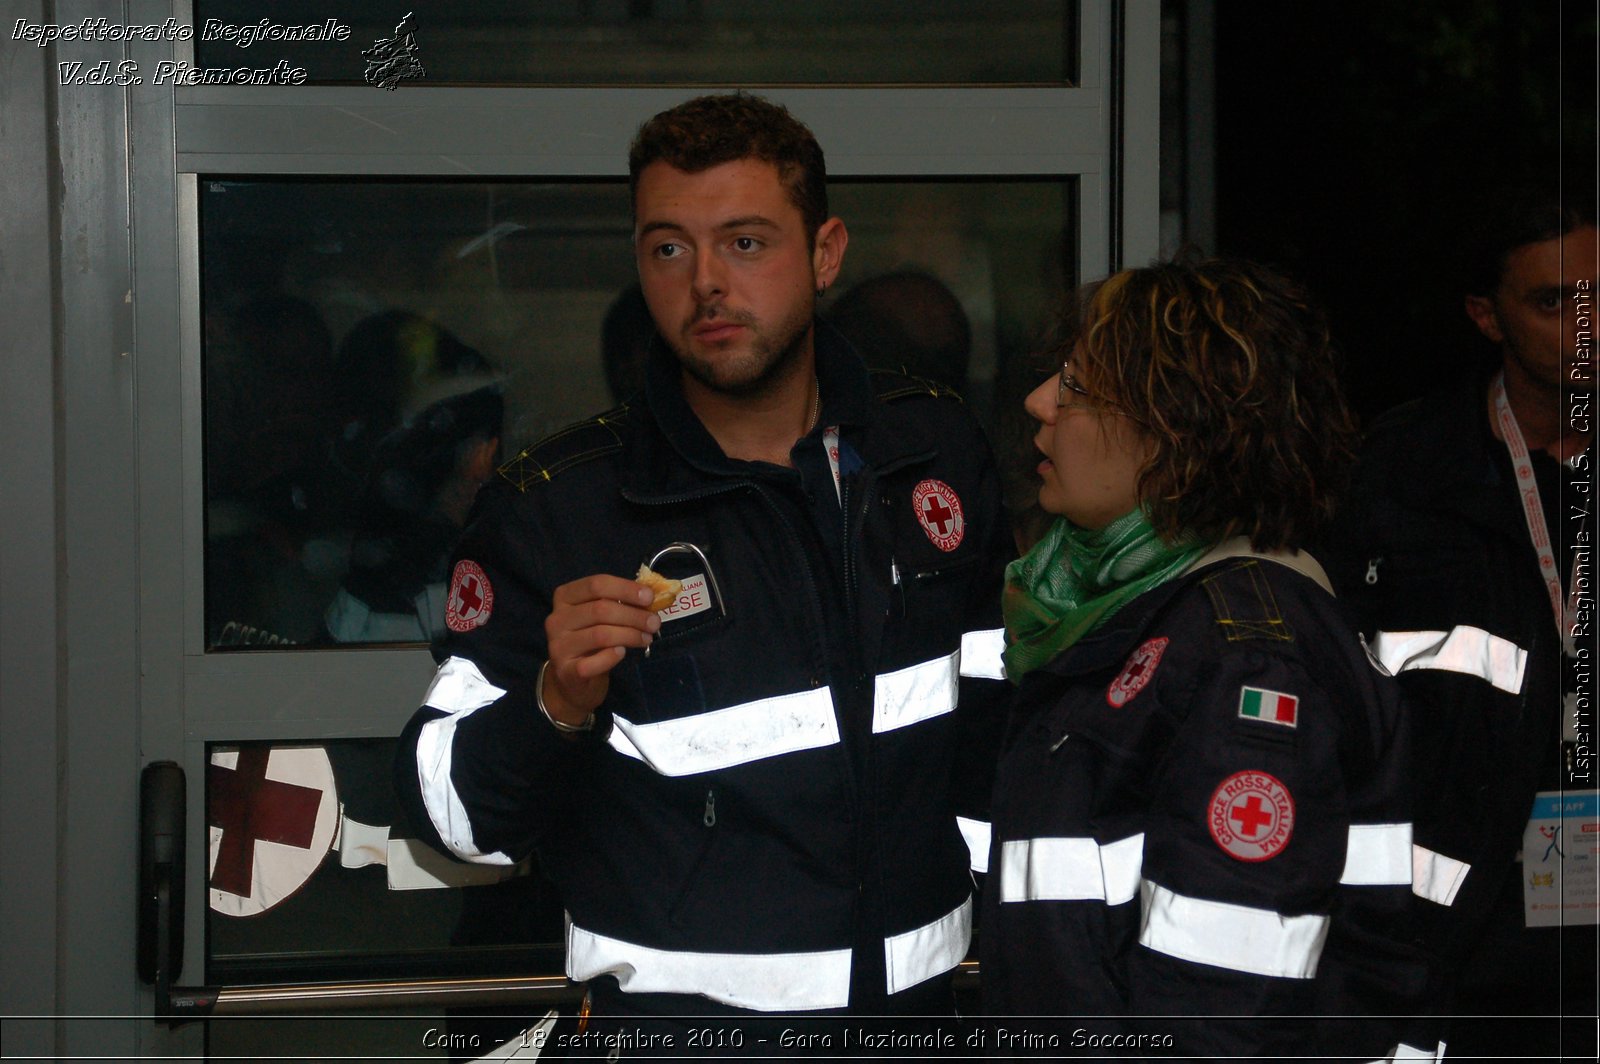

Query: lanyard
<box><xmin>823</xmin><ymin>425</ymin><xmax>842</xmax><ymax>504</ymax></box>
<box><xmin>1490</xmin><ymin>372</ymin><xmax>1582</xmax><ymax>656</ymax></box>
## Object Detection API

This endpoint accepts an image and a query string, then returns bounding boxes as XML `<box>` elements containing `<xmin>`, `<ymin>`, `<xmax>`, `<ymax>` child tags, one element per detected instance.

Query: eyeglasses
<box><xmin>1057</xmin><ymin>363</ymin><xmax>1093</xmax><ymax>408</ymax></box>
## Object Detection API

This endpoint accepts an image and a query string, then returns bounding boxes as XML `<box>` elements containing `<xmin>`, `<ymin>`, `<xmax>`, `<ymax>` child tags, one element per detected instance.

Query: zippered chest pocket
<box><xmin>1040</xmin><ymin>693</ymin><xmax>1170</xmax><ymax>820</ymax></box>
<box><xmin>879</xmin><ymin>475</ymin><xmax>985</xmax><ymax>627</ymax></box>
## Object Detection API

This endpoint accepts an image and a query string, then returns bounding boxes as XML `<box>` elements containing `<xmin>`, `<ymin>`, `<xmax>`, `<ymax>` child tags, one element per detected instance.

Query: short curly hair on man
<box><xmin>1062</xmin><ymin>258</ymin><xmax>1357</xmax><ymax>552</ymax></box>
<box><xmin>628</xmin><ymin>93</ymin><xmax>829</xmax><ymax>245</ymax></box>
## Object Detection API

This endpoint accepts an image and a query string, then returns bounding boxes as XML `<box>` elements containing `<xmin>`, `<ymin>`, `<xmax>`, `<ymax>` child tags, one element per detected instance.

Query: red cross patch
<box><xmin>912</xmin><ymin>479</ymin><xmax>965</xmax><ymax>552</ymax></box>
<box><xmin>1207</xmin><ymin>770</ymin><xmax>1295</xmax><ymax>862</ymax></box>
<box><xmin>208</xmin><ymin>745</ymin><xmax>338</xmax><ymax>916</ymax></box>
<box><xmin>1106</xmin><ymin>637</ymin><xmax>1168</xmax><ymax>707</ymax></box>
<box><xmin>446</xmin><ymin>559</ymin><xmax>494</xmax><ymax>633</ymax></box>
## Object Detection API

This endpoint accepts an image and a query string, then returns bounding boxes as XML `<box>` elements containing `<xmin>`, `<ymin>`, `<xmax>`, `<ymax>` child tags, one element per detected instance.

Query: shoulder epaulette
<box><xmin>1199</xmin><ymin>560</ymin><xmax>1296</xmax><ymax>644</ymax></box>
<box><xmin>870</xmin><ymin>368</ymin><xmax>966</xmax><ymax>405</ymax></box>
<box><xmin>497</xmin><ymin>404</ymin><xmax>632</xmax><ymax>492</ymax></box>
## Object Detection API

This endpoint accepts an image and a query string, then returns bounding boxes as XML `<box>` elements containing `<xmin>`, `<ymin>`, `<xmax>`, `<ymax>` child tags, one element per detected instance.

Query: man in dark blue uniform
<box><xmin>396</xmin><ymin>94</ymin><xmax>1012</xmax><ymax>1052</ymax></box>
<box><xmin>1325</xmin><ymin>187</ymin><xmax>1597</xmax><ymax>1058</ymax></box>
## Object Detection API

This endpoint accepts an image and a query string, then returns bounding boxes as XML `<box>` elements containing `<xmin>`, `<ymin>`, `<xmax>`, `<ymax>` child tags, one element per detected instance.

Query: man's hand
<box><xmin>541</xmin><ymin>574</ymin><xmax>661</xmax><ymax>726</ymax></box>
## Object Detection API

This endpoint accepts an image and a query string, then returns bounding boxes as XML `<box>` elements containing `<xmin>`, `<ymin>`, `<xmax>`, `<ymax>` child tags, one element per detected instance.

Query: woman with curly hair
<box><xmin>981</xmin><ymin>260</ymin><xmax>1432</xmax><ymax>1058</ymax></box>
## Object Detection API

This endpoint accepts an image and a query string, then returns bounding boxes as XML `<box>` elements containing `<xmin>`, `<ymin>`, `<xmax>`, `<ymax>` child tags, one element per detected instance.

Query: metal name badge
<box><xmin>643</xmin><ymin>542</ymin><xmax>726</xmax><ymax>657</ymax></box>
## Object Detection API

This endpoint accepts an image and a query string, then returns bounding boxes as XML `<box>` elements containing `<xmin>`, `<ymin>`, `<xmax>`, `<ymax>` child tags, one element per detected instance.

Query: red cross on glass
<box><xmin>208</xmin><ymin>747</ymin><xmax>323</xmax><ymax>897</ymax></box>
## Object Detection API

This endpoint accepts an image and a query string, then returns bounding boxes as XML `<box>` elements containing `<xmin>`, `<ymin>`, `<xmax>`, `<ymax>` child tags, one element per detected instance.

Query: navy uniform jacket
<box><xmin>1322</xmin><ymin>380</ymin><xmax>1594</xmax><ymax>1054</ymax></box>
<box><xmin>395</xmin><ymin>330</ymin><xmax>1012</xmax><ymax>1016</ymax></box>
<box><xmin>982</xmin><ymin>555</ymin><xmax>1432</xmax><ymax>1060</ymax></box>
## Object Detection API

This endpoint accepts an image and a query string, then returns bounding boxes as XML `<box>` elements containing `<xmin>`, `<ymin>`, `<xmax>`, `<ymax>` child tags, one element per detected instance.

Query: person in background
<box><xmin>204</xmin><ymin>295</ymin><xmax>341</xmax><ymax>644</ymax></box>
<box><xmin>1323</xmin><ymin>183</ymin><xmax>1597</xmax><ymax>1058</ymax></box>
<box><xmin>983</xmin><ymin>259</ymin><xmax>1432</xmax><ymax>1058</ymax></box>
<box><xmin>395</xmin><ymin>93</ymin><xmax>1012</xmax><ymax>1052</ymax></box>
<box><xmin>827</xmin><ymin>269</ymin><xmax>973</xmax><ymax>394</ymax></box>
<box><xmin>323</xmin><ymin>311</ymin><xmax>504</xmax><ymax>644</ymax></box>
<box><xmin>599</xmin><ymin>282</ymin><xmax>661</xmax><ymax>404</ymax></box>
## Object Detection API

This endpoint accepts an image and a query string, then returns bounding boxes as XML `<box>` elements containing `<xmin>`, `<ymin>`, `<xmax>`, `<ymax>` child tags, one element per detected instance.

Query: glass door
<box><xmin>113</xmin><ymin>1</ymin><xmax>1159</xmax><ymax>1055</ymax></box>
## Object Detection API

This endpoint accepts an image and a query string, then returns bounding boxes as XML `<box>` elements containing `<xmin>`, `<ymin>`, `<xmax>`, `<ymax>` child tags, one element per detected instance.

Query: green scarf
<box><xmin>1002</xmin><ymin>509</ymin><xmax>1207</xmax><ymax>682</ymax></box>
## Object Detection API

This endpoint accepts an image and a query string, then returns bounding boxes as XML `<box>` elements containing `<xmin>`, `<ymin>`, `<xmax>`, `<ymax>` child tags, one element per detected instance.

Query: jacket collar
<box><xmin>622</xmin><ymin>323</ymin><xmax>933</xmax><ymax>500</ymax></box>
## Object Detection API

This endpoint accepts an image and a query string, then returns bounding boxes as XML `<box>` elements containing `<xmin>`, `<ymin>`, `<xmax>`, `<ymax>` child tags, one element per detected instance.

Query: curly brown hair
<box><xmin>1063</xmin><ymin>258</ymin><xmax>1357</xmax><ymax>552</ymax></box>
<box><xmin>628</xmin><ymin>93</ymin><xmax>829</xmax><ymax>245</ymax></box>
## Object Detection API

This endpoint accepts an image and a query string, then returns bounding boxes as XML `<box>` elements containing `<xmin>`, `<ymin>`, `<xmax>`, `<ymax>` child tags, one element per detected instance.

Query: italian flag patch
<box><xmin>1238</xmin><ymin>686</ymin><xmax>1299</xmax><ymax>728</ymax></box>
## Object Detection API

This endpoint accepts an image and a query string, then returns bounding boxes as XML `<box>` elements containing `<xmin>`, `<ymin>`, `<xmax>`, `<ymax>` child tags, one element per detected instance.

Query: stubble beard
<box><xmin>672</xmin><ymin>298</ymin><xmax>815</xmax><ymax>400</ymax></box>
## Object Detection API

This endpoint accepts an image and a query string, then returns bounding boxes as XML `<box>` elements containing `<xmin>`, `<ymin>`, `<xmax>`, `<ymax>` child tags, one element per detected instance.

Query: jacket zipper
<box><xmin>838</xmin><ymin>451</ymin><xmax>933</xmax><ymax>954</ymax></box>
<box><xmin>669</xmin><ymin>785</ymin><xmax>721</xmax><ymax>926</ymax></box>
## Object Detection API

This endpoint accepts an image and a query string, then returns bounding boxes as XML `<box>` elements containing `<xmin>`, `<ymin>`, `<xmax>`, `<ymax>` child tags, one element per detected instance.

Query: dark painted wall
<box><xmin>1213</xmin><ymin>0</ymin><xmax>1594</xmax><ymax>421</ymax></box>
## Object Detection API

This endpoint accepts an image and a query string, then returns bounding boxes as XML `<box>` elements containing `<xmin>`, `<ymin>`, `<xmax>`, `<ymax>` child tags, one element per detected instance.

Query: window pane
<box><xmin>201</xmin><ymin>176</ymin><xmax>1074</xmax><ymax>647</ymax></box>
<box><xmin>192</xmin><ymin>0</ymin><xmax>1077</xmax><ymax>86</ymax></box>
<box><xmin>205</xmin><ymin>740</ymin><xmax>567</xmax><ymax>980</ymax></box>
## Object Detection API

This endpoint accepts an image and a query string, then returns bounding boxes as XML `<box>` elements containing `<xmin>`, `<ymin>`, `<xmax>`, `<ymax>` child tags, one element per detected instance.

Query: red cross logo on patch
<box><xmin>912</xmin><ymin>479</ymin><xmax>965</xmax><ymax>552</ymax></box>
<box><xmin>446</xmin><ymin>559</ymin><xmax>494</xmax><ymax>633</ymax></box>
<box><xmin>1208</xmin><ymin>770</ymin><xmax>1295</xmax><ymax>862</ymax></box>
<box><xmin>1106</xmin><ymin>637</ymin><xmax>1168</xmax><ymax>707</ymax></box>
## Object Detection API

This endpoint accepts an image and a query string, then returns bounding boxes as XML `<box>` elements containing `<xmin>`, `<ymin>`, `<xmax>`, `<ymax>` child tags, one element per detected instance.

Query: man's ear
<box><xmin>812</xmin><ymin>217</ymin><xmax>848</xmax><ymax>292</ymax></box>
<box><xmin>1464</xmin><ymin>294</ymin><xmax>1505</xmax><ymax>345</ymax></box>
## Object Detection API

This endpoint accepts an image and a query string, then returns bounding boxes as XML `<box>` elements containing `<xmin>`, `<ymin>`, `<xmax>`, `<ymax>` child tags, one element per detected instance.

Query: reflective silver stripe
<box><xmin>1412</xmin><ymin>844</ymin><xmax>1469</xmax><ymax>907</ymax></box>
<box><xmin>872</xmin><ymin>651</ymin><xmax>958</xmax><ymax>734</ymax></box>
<box><xmin>1138</xmin><ymin>879</ymin><xmax>1329</xmax><ymax>979</ymax></box>
<box><xmin>384</xmin><ymin>836</ymin><xmax>522</xmax><ymax>890</ymax></box>
<box><xmin>414</xmin><ymin>657</ymin><xmax>515</xmax><ymax>865</ymax></box>
<box><xmin>566</xmin><ymin>920</ymin><xmax>852</xmax><ymax>1012</ymax></box>
<box><xmin>999</xmin><ymin>834</ymin><xmax>1145</xmax><ymax>905</ymax></box>
<box><xmin>1340</xmin><ymin>823</ymin><xmax>1414</xmax><ymax>886</ymax></box>
<box><xmin>884</xmin><ymin>898</ymin><xmax>973</xmax><ymax>995</ymax></box>
<box><xmin>608</xmin><ymin>686</ymin><xmax>839</xmax><ymax>777</ymax></box>
<box><xmin>959</xmin><ymin>627</ymin><xmax>1008</xmax><ymax>680</ymax></box>
<box><xmin>957</xmin><ymin>816</ymin><xmax>991</xmax><ymax>874</ymax></box>
<box><xmin>1365</xmin><ymin>1042</ymin><xmax>1442</xmax><ymax>1063</ymax></box>
<box><xmin>424</xmin><ymin>654</ymin><xmax>508</xmax><ymax>713</ymax></box>
<box><xmin>1372</xmin><ymin>627</ymin><xmax>1526</xmax><ymax>694</ymax></box>
<box><xmin>470</xmin><ymin>1011</ymin><xmax>557</xmax><ymax>1062</ymax></box>
<box><xmin>566</xmin><ymin>899</ymin><xmax>972</xmax><ymax>1009</ymax></box>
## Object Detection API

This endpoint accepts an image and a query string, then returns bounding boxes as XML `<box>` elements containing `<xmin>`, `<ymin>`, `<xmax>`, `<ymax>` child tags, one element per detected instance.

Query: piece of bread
<box><xmin>635</xmin><ymin>564</ymin><xmax>682</xmax><ymax>612</ymax></box>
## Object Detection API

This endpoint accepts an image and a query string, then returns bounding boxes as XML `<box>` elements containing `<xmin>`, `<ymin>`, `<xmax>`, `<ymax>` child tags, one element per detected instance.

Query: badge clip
<box><xmin>642</xmin><ymin>541</ymin><xmax>726</xmax><ymax>657</ymax></box>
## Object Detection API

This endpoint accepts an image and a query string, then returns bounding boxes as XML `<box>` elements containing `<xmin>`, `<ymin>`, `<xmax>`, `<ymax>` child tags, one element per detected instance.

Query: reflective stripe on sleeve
<box><xmin>872</xmin><ymin>651</ymin><xmax>958</xmax><ymax>733</ymax></box>
<box><xmin>1412</xmin><ymin>845</ymin><xmax>1469</xmax><ymax>907</ymax></box>
<box><xmin>1340</xmin><ymin>822</ymin><xmax>1414</xmax><ymax>886</ymax></box>
<box><xmin>608</xmin><ymin>686</ymin><xmax>839</xmax><ymax>777</ymax></box>
<box><xmin>959</xmin><ymin>627</ymin><xmax>1008</xmax><ymax>680</ymax></box>
<box><xmin>884</xmin><ymin>897</ymin><xmax>973</xmax><ymax>995</ymax></box>
<box><xmin>423</xmin><ymin>654</ymin><xmax>507</xmax><ymax>713</ymax></box>
<box><xmin>1138</xmin><ymin>879</ymin><xmax>1330</xmax><ymax>979</ymax></box>
<box><xmin>1371</xmin><ymin>627</ymin><xmax>1527</xmax><ymax>694</ymax></box>
<box><xmin>414</xmin><ymin>657</ymin><xmax>515</xmax><ymax>865</ymax></box>
<box><xmin>957</xmin><ymin>816</ymin><xmax>991</xmax><ymax>874</ymax></box>
<box><xmin>999</xmin><ymin>834</ymin><xmax>1145</xmax><ymax>905</ymax></box>
<box><xmin>566</xmin><ymin>921</ymin><xmax>852</xmax><ymax>1012</ymax></box>
<box><xmin>384</xmin><ymin>836</ymin><xmax>522</xmax><ymax>890</ymax></box>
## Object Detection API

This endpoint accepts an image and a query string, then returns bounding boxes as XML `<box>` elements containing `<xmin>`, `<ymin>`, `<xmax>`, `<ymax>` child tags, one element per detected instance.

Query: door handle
<box><xmin>137</xmin><ymin>760</ymin><xmax>186</xmax><ymax>1022</ymax></box>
